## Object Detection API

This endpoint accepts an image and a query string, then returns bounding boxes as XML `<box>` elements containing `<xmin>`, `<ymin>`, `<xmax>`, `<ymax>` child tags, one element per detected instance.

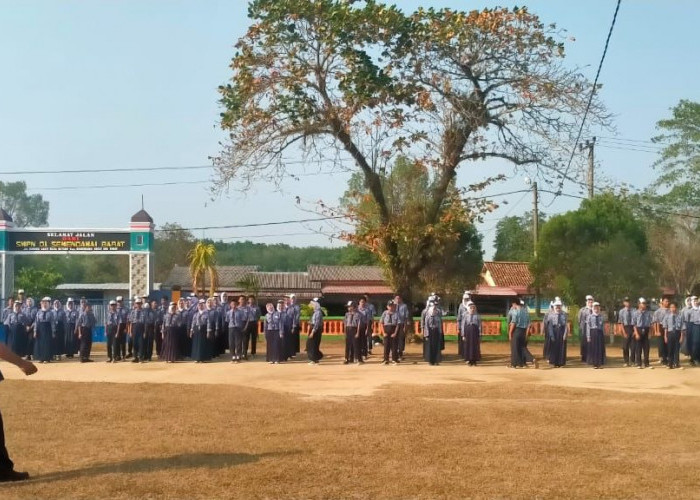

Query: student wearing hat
<box><xmin>127</xmin><ymin>298</ymin><xmax>146</xmax><ymax>363</ymax></box>
<box><xmin>363</xmin><ymin>294</ymin><xmax>378</xmax><ymax>356</ymax></box>
<box><xmin>228</xmin><ymin>298</ymin><xmax>247</xmax><ymax>363</ymax></box>
<box><xmin>23</xmin><ymin>298</ymin><xmax>37</xmax><ymax>361</ymax></box>
<box><xmin>76</xmin><ymin>303</ymin><xmax>96</xmax><ymax>363</ymax></box>
<box><xmin>680</xmin><ymin>296</ymin><xmax>693</xmax><ymax>360</ymax></box>
<box><xmin>161</xmin><ymin>302</ymin><xmax>181</xmax><ymax>363</ymax></box>
<box><xmin>244</xmin><ymin>295</ymin><xmax>260</xmax><ymax>360</ymax></box>
<box><xmin>64</xmin><ymin>298</ymin><xmax>79</xmax><ymax>359</ymax></box>
<box><xmin>460</xmin><ymin>301</ymin><xmax>482</xmax><ymax>366</ymax></box>
<box><xmin>105</xmin><ymin>300</ymin><xmax>119</xmax><ymax>362</ymax></box>
<box><xmin>205</xmin><ymin>298</ymin><xmax>220</xmax><ymax>359</ymax></box>
<box><xmin>33</xmin><ymin>298</ymin><xmax>55</xmax><ymax>363</ymax></box>
<box><xmin>143</xmin><ymin>300</ymin><xmax>157</xmax><ymax>362</ymax></box>
<box><xmin>652</xmin><ymin>297</ymin><xmax>670</xmax><ymax>366</ymax></box>
<box><xmin>357</xmin><ymin>297</ymin><xmax>370</xmax><ymax>360</ymax></box>
<box><xmin>663</xmin><ymin>302</ymin><xmax>684</xmax><ymax>370</ymax></box>
<box><xmin>307</xmin><ymin>298</ymin><xmax>324</xmax><ymax>364</ymax></box>
<box><xmin>50</xmin><ymin>300</ymin><xmax>66</xmax><ymax>361</ymax></box>
<box><xmin>175</xmin><ymin>298</ymin><xmax>189</xmax><ymax>360</ymax></box>
<box><xmin>156</xmin><ymin>297</ymin><xmax>169</xmax><ymax>358</ymax></box>
<box><xmin>288</xmin><ymin>294</ymin><xmax>301</xmax><ymax>358</ymax></box>
<box><xmin>632</xmin><ymin>298</ymin><xmax>653</xmax><ymax>369</ymax></box>
<box><xmin>618</xmin><ymin>297</ymin><xmax>635</xmax><ymax>367</ymax></box>
<box><xmin>190</xmin><ymin>299</ymin><xmax>211</xmax><ymax>363</ymax></box>
<box><xmin>4</xmin><ymin>302</ymin><xmax>27</xmax><ymax>358</ymax></box>
<box><xmin>577</xmin><ymin>295</ymin><xmax>594</xmax><ymax>362</ymax></box>
<box><xmin>456</xmin><ymin>292</ymin><xmax>471</xmax><ymax>358</ymax></box>
<box><xmin>545</xmin><ymin>300</ymin><xmax>568</xmax><ymax>367</ymax></box>
<box><xmin>1</xmin><ymin>299</ymin><xmax>13</xmax><ymax>349</ymax></box>
<box><xmin>380</xmin><ymin>300</ymin><xmax>399</xmax><ymax>365</ymax></box>
<box><xmin>344</xmin><ymin>301</ymin><xmax>363</xmax><ymax>364</ymax></box>
<box><xmin>586</xmin><ymin>302</ymin><xmax>605</xmax><ymax>369</ymax></box>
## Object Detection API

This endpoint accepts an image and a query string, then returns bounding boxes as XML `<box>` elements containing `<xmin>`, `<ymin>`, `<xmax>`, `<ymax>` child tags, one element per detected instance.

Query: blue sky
<box><xmin>1</xmin><ymin>0</ymin><xmax>698</xmax><ymax>258</ymax></box>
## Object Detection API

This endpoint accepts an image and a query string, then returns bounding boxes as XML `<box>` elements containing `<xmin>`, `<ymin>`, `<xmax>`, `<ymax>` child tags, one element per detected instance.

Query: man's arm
<box><xmin>0</xmin><ymin>343</ymin><xmax>37</xmax><ymax>375</ymax></box>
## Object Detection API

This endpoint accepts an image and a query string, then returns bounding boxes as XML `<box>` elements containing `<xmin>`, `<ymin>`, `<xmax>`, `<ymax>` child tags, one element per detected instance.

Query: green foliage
<box><xmin>299</xmin><ymin>304</ymin><xmax>328</xmax><ymax>319</ymax></box>
<box><xmin>14</xmin><ymin>255</ymin><xmax>128</xmax><ymax>284</ymax></box>
<box><xmin>0</xmin><ymin>181</ymin><xmax>49</xmax><ymax>227</ymax></box>
<box><xmin>188</xmin><ymin>242</ymin><xmax>219</xmax><ymax>296</ymax></box>
<box><xmin>533</xmin><ymin>193</ymin><xmax>656</xmax><ymax>308</ymax></box>
<box><xmin>236</xmin><ymin>274</ymin><xmax>261</xmax><ymax>297</ymax></box>
<box><xmin>15</xmin><ymin>267</ymin><xmax>63</xmax><ymax>299</ymax></box>
<box><xmin>493</xmin><ymin>211</ymin><xmax>546</xmax><ymax>262</ymax></box>
<box><xmin>155</xmin><ymin>223</ymin><xmax>196</xmax><ymax>282</ymax></box>
<box><xmin>212</xmin><ymin>241</ymin><xmax>376</xmax><ymax>271</ymax></box>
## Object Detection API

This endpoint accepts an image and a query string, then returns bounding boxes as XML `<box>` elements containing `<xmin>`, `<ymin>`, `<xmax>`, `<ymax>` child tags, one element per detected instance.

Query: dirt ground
<box><xmin>1</xmin><ymin>341</ymin><xmax>699</xmax><ymax>499</ymax></box>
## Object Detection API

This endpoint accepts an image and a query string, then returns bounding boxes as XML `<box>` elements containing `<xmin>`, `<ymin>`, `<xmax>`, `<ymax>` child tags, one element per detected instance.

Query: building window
<box><xmin>137</xmin><ymin>235</ymin><xmax>144</xmax><ymax>246</ymax></box>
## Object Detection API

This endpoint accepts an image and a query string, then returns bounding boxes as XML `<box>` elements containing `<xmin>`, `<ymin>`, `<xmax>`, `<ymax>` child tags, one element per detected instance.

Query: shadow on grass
<box><xmin>24</xmin><ymin>451</ymin><xmax>298</xmax><ymax>485</ymax></box>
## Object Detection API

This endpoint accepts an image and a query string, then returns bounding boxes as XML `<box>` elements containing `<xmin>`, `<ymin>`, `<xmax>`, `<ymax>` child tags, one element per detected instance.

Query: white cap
<box><xmin>639</xmin><ymin>297</ymin><xmax>646</xmax><ymax>303</ymax></box>
<box><xmin>585</xmin><ymin>295</ymin><xmax>594</xmax><ymax>301</ymax></box>
<box><xmin>18</xmin><ymin>289</ymin><xmax>25</xmax><ymax>294</ymax></box>
<box><xmin>116</xmin><ymin>296</ymin><xmax>123</xmax><ymax>301</ymax></box>
<box><xmin>289</xmin><ymin>293</ymin><xmax>296</xmax><ymax>299</ymax></box>
<box><xmin>198</xmin><ymin>299</ymin><xmax>206</xmax><ymax>304</ymax></box>
<box><xmin>553</xmin><ymin>299</ymin><xmax>563</xmax><ymax>306</ymax></box>
<box><xmin>519</xmin><ymin>299</ymin><xmax>525</xmax><ymax>305</ymax></box>
<box><xmin>311</xmin><ymin>297</ymin><xmax>319</xmax><ymax>303</ymax></box>
<box><xmin>220</xmin><ymin>292</ymin><xmax>227</xmax><ymax>299</ymax></box>
<box><xmin>592</xmin><ymin>301</ymin><xmax>600</xmax><ymax>307</ymax></box>
<box><xmin>109</xmin><ymin>300</ymin><xmax>117</xmax><ymax>305</ymax></box>
<box><xmin>67</xmin><ymin>297</ymin><xmax>74</xmax><ymax>303</ymax></box>
<box><xmin>466</xmin><ymin>301</ymin><xmax>475</xmax><ymax>307</ymax></box>
<box><xmin>346</xmin><ymin>301</ymin><xmax>354</xmax><ymax>307</ymax></box>
<box><xmin>692</xmin><ymin>296</ymin><xmax>698</xmax><ymax>301</ymax></box>
<box><xmin>463</xmin><ymin>291</ymin><xmax>470</xmax><ymax>299</ymax></box>
<box><xmin>134</xmin><ymin>298</ymin><xmax>143</xmax><ymax>304</ymax></box>
<box><xmin>42</xmin><ymin>296</ymin><xmax>51</xmax><ymax>302</ymax></box>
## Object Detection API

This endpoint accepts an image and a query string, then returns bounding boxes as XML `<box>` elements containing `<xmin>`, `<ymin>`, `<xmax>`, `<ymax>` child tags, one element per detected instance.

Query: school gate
<box><xmin>0</xmin><ymin>208</ymin><xmax>155</xmax><ymax>303</ymax></box>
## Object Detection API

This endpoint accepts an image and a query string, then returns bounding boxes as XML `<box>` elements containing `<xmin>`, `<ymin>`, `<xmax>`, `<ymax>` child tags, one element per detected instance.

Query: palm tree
<box><xmin>236</xmin><ymin>274</ymin><xmax>260</xmax><ymax>298</ymax></box>
<box><xmin>187</xmin><ymin>242</ymin><xmax>219</xmax><ymax>296</ymax></box>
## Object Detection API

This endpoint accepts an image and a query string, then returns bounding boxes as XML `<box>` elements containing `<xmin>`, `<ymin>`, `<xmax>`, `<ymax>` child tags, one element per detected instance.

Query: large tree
<box><xmin>215</xmin><ymin>0</ymin><xmax>606</xmax><ymax>300</ymax></box>
<box><xmin>15</xmin><ymin>268</ymin><xmax>63</xmax><ymax>299</ymax></box>
<box><xmin>0</xmin><ymin>181</ymin><xmax>49</xmax><ymax>227</ymax></box>
<box><xmin>187</xmin><ymin>242</ymin><xmax>219</xmax><ymax>296</ymax></box>
<box><xmin>155</xmin><ymin>223</ymin><xmax>196</xmax><ymax>281</ymax></box>
<box><xmin>493</xmin><ymin>212</ymin><xmax>546</xmax><ymax>262</ymax></box>
<box><xmin>533</xmin><ymin>194</ymin><xmax>658</xmax><ymax>313</ymax></box>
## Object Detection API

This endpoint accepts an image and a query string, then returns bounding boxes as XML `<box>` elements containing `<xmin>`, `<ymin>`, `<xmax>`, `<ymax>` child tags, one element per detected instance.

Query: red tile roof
<box><xmin>473</xmin><ymin>285</ymin><xmax>519</xmax><ymax>297</ymax></box>
<box><xmin>321</xmin><ymin>285</ymin><xmax>394</xmax><ymax>295</ymax></box>
<box><xmin>308</xmin><ymin>265</ymin><xmax>385</xmax><ymax>282</ymax></box>
<box><xmin>482</xmin><ymin>261</ymin><xmax>533</xmax><ymax>289</ymax></box>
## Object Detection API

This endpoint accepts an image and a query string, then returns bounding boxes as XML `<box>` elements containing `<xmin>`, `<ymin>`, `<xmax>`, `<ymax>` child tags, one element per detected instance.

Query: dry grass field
<box><xmin>1</xmin><ymin>341</ymin><xmax>699</xmax><ymax>499</ymax></box>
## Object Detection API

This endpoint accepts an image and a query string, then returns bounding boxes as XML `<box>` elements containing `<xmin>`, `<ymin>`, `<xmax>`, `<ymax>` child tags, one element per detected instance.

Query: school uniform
<box><xmin>381</xmin><ymin>310</ymin><xmax>399</xmax><ymax>363</ymax></box>
<box><xmin>0</xmin><ymin>306</ymin><xmax>10</xmax><ymax>347</ymax></box>
<box><xmin>161</xmin><ymin>312</ymin><xmax>181</xmax><ymax>362</ymax></box>
<box><xmin>245</xmin><ymin>304</ymin><xmax>261</xmax><ymax>358</ymax></box>
<box><xmin>4</xmin><ymin>311</ymin><xmax>27</xmax><ymax>357</ymax></box>
<box><xmin>663</xmin><ymin>312</ymin><xmax>683</xmax><ymax>369</ymax></box>
<box><xmin>155</xmin><ymin>304</ymin><xmax>167</xmax><ymax>358</ymax></box>
<box><xmin>681</xmin><ymin>305</ymin><xmax>693</xmax><ymax>358</ymax></box>
<box><xmin>546</xmin><ymin>310</ymin><xmax>568</xmax><ymax>367</ymax></box>
<box><xmin>51</xmin><ymin>308</ymin><xmax>66</xmax><ymax>358</ymax></box>
<box><xmin>423</xmin><ymin>310</ymin><xmax>443</xmax><ymax>365</ymax></box>
<box><xmin>357</xmin><ymin>306</ymin><xmax>369</xmax><ymax>359</ymax></box>
<box><xmin>344</xmin><ymin>311</ymin><xmax>363</xmax><ymax>363</ymax></box>
<box><xmin>116</xmin><ymin>305</ymin><xmax>129</xmax><ymax>360</ymax></box>
<box><xmin>457</xmin><ymin>302</ymin><xmax>468</xmax><ymax>358</ymax></box>
<box><xmin>23</xmin><ymin>304</ymin><xmax>37</xmax><ymax>359</ymax></box>
<box><xmin>65</xmin><ymin>307</ymin><xmax>79</xmax><ymax>358</ymax></box>
<box><xmin>190</xmin><ymin>309</ymin><xmax>211</xmax><ymax>362</ymax></box>
<box><xmin>288</xmin><ymin>302</ymin><xmax>301</xmax><ymax>356</ymax></box>
<box><xmin>577</xmin><ymin>307</ymin><xmax>591</xmax><ymax>362</ymax></box>
<box><xmin>264</xmin><ymin>310</ymin><xmax>283</xmax><ymax>363</ymax></box>
<box><xmin>618</xmin><ymin>307</ymin><xmax>635</xmax><ymax>365</ymax></box>
<box><xmin>105</xmin><ymin>309</ymin><xmax>119</xmax><ymax>361</ymax></box>
<box><xmin>176</xmin><ymin>307</ymin><xmax>190</xmax><ymax>359</ymax></box>
<box><xmin>632</xmin><ymin>309</ymin><xmax>652</xmax><ymax>368</ymax></box>
<box><xmin>144</xmin><ymin>307</ymin><xmax>157</xmax><ymax>361</ymax></box>
<box><xmin>307</xmin><ymin>307</ymin><xmax>324</xmax><ymax>363</ymax></box>
<box><xmin>542</xmin><ymin>310</ymin><xmax>551</xmax><ymax>359</ymax></box>
<box><xmin>206</xmin><ymin>307</ymin><xmax>220</xmax><ymax>359</ymax></box>
<box><xmin>396</xmin><ymin>302</ymin><xmax>409</xmax><ymax>359</ymax></box>
<box><xmin>460</xmin><ymin>312</ymin><xmax>481</xmax><ymax>365</ymax></box>
<box><xmin>509</xmin><ymin>307</ymin><xmax>531</xmax><ymax>368</ymax></box>
<box><xmin>586</xmin><ymin>313</ymin><xmax>605</xmax><ymax>368</ymax></box>
<box><xmin>366</xmin><ymin>303</ymin><xmax>377</xmax><ymax>354</ymax></box>
<box><xmin>77</xmin><ymin>309</ymin><xmax>96</xmax><ymax>362</ymax></box>
<box><xmin>688</xmin><ymin>307</ymin><xmax>700</xmax><ymax>365</ymax></box>
<box><xmin>128</xmin><ymin>308</ymin><xmax>146</xmax><ymax>363</ymax></box>
<box><xmin>653</xmin><ymin>306</ymin><xmax>669</xmax><ymax>365</ymax></box>
<box><xmin>228</xmin><ymin>307</ymin><xmax>247</xmax><ymax>361</ymax></box>
<box><xmin>33</xmin><ymin>309</ymin><xmax>55</xmax><ymax>362</ymax></box>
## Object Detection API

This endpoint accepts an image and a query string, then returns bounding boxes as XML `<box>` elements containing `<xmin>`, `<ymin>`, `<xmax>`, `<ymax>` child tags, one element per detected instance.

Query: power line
<box><xmin>28</xmin><ymin>180</ymin><xmax>210</xmax><ymax>191</ymax></box>
<box><xmin>156</xmin><ymin>216</ymin><xmax>346</xmax><ymax>233</ymax></box>
<box><xmin>557</xmin><ymin>0</ymin><xmax>622</xmax><ymax>194</ymax></box>
<box><xmin>597</xmin><ymin>135</ymin><xmax>658</xmax><ymax>145</ymax></box>
<box><xmin>596</xmin><ymin>143</ymin><xmax>661</xmax><ymax>154</ymax></box>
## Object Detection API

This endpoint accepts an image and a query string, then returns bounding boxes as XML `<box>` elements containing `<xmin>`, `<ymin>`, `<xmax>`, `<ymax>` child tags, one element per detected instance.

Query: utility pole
<box><xmin>532</xmin><ymin>180</ymin><xmax>540</xmax><ymax>316</ymax></box>
<box><xmin>582</xmin><ymin>137</ymin><xmax>596</xmax><ymax>199</ymax></box>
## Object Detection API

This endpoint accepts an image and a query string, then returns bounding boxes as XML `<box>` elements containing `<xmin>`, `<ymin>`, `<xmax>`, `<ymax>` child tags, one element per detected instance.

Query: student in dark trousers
<box><xmin>115</xmin><ymin>296</ymin><xmax>128</xmax><ymax>361</ymax></box>
<box><xmin>343</xmin><ymin>301</ymin><xmax>363</xmax><ymax>364</ymax></box>
<box><xmin>51</xmin><ymin>300</ymin><xmax>66</xmax><ymax>361</ymax></box>
<box><xmin>618</xmin><ymin>297</ymin><xmax>635</xmax><ymax>367</ymax></box>
<box><xmin>460</xmin><ymin>301</ymin><xmax>482</xmax><ymax>366</ymax></box>
<box><xmin>105</xmin><ymin>300</ymin><xmax>119</xmax><ymax>362</ymax></box>
<box><xmin>380</xmin><ymin>301</ymin><xmax>399</xmax><ymax>365</ymax></box>
<box><xmin>546</xmin><ymin>299</ymin><xmax>568</xmax><ymax>367</ymax></box>
<box><xmin>394</xmin><ymin>295</ymin><xmax>409</xmax><ymax>361</ymax></box>
<box><xmin>652</xmin><ymin>297</ymin><xmax>669</xmax><ymax>366</ymax></box>
<box><xmin>663</xmin><ymin>302</ymin><xmax>684</xmax><ymax>370</ymax></box>
<box><xmin>0</xmin><ymin>342</ymin><xmax>37</xmax><ymax>482</ymax></box>
<box><xmin>357</xmin><ymin>298</ymin><xmax>370</xmax><ymax>360</ymax></box>
<box><xmin>456</xmin><ymin>292</ymin><xmax>470</xmax><ymax>359</ymax></box>
<box><xmin>143</xmin><ymin>301</ymin><xmax>157</xmax><ymax>362</ymax></box>
<box><xmin>632</xmin><ymin>298</ymin><xmax>653</xmax><ymax>369</ymax></box>
<box><xmin>307</xmin><ymin>298</ymin><xmax>324</xmax><ymax>364</ymax></box>
<box><xmin>689</xmin><ymin>296</ymin><xmax>700</xmax><ymax>367</ymax></box>
<box><xmin>64</xmin><ymin>298</ymin><xmax>79</xmax><ymax>359</ymax></box>
<box><xmin>230</xmin><ymin>300</ymin><xmax>247</xmax><ymax>363</ymax></box>
<box><xmin>245</xmin><ymin>296</ymin><xmax>260</xmax><ymax>359</ymax></box>
<box><xmin>77</xmin><ymin>304</ymin><xmax>96</xmax><ymax>363</ymax></box>
<box><xmin>156</xmin><ymin>297</ymin><xmax>168</xmax><ymax>358</ymax></box>
<box><xmin>508</xmin><ymin>298</ymin><xmax>532</xmax><ymax>368</ymax></box>
<box><xmin>288</xmin><ymin>294</ymin><xmax>301</xmax><ymax>357</ymax></box>
<box><xmin>586</xmin><ymin>302</ymin><xmax>605</xmax><ymax>369</ymax></box>
<box><xmin>680</xmin><ymin>297</ymin><xmax>693</xmax><ymax>361</ymax></box>
<box><xmin>128</xmin><ymin>298</ymin><xmax>146</xmax><ymax>363</ymax></box>
<box><xmin>577</xmin><ymin>295</ymin><xmax>594</xmax><ymax>362</ymax></box>
<box><xmin>4</xmin><ymin>302</ymin><xmax>27</xmax><ymax>357</ymax></box>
